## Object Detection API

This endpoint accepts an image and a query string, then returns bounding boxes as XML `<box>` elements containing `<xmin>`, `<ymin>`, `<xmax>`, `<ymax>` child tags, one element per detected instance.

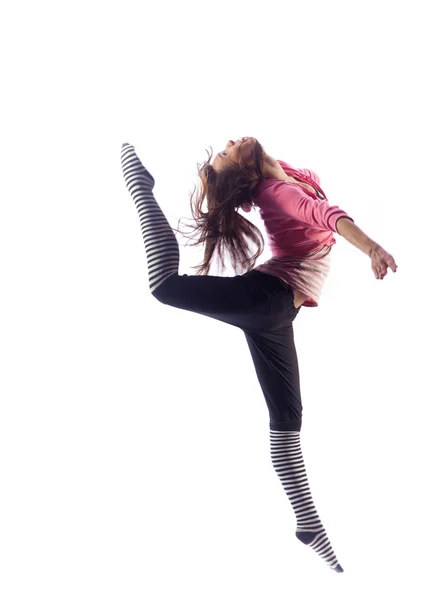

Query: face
<box><xmin>212</xmin><ymin>137</ymin><xmax>261</xmax><ymax>173</ymax></box>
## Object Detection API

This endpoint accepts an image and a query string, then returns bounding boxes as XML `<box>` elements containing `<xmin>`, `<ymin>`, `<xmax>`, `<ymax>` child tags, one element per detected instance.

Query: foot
<box><xmin>121</xmin><ymin>143</ymin><xmax>155</xmax><ymax>189</ymax></box>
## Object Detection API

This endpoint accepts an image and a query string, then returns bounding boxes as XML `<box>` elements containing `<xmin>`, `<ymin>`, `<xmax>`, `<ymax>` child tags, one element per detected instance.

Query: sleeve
<box><xmin>272</xmin><ymin>181</ymin><xmax>354</xmax><ymax>233</ymax></box>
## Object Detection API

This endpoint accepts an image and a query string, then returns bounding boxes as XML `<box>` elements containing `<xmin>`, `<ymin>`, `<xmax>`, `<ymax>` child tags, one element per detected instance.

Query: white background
<box><xmin>1</xmin><ymin>1</ymin><xmax>440</xmax><ymax>598</ymax></box>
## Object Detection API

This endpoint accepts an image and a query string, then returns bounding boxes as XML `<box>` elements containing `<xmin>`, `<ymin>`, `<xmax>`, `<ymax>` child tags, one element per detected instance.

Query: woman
<box><xmin>120</xmin><ymin>137</ymin><xmax>397</xmax><ymax>574</ymax></box>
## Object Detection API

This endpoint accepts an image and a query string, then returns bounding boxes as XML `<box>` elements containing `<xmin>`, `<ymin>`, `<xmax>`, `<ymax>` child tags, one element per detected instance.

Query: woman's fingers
<box><xmin>385</xmin><ymin>253</ymin><xmax>398</xmax><ymax>272</ymax></box>
<box><xmin>372</xmin><ymin>247</ymin><xmax>398</xmax><ymax>280</ymax></box>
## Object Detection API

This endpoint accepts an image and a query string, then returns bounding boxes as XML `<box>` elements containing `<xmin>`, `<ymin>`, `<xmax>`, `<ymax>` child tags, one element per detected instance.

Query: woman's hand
<box><xmin>369</xmin><ymin>244</ymin><xmax>398</xmax><ymax>279</ymax></box>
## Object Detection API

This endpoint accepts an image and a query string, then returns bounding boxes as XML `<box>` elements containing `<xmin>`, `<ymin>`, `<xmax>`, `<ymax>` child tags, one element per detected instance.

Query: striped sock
<box><xmin>270</xmin><ymin>430</ymin><xmax>344</xmax><ymax>573</ymax></box>
<box><xmin>120</xmin><ymin>143</ymin><xmax>179</xmax><ymax>294</ymax></box>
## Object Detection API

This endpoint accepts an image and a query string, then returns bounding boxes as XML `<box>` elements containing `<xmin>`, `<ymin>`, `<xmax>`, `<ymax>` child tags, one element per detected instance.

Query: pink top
<box><xmin>243</xmin><ymin>160</ymin><xmax>354</xmax><ymax>307</ymax></box>
<box><xmin>249</xmin><ymin>160</ymin><xmax>353</xmax><ymax>258</ymax></box>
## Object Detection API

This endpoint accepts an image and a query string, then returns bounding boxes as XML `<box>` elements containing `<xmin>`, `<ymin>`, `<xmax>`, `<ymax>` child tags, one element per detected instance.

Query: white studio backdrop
<box><xmin>0</xmin><ymin>1</ymin><xmax>440</xmax><ymax>599</ymax></box>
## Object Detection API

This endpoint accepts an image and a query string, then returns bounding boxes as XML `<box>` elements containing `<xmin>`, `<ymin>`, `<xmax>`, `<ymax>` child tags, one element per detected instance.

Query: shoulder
<box><xmin>254</xmin><ymin>178</ymin><xmax>289</xmax><ymax>198</ymax></box>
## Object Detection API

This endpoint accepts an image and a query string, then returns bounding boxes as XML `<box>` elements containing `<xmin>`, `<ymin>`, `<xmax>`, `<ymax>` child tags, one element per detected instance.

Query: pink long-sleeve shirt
<box><xmin>247</xmin><ymin>160</ymin><xmax>354</xmax><ymax>307</ymax></box>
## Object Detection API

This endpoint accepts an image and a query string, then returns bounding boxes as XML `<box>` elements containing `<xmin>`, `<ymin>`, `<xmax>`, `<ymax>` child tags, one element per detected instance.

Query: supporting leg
<box><xmin>270</xmin><ymin>429</ymin><xmax>344</xmax><ymax>573</ymax></box>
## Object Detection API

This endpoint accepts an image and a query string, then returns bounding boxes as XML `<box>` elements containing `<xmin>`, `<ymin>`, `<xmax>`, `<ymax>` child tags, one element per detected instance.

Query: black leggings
<box><xmin>152</xmin><ymin>269</ymin><xmax>303</xmax><ymax>431</ymax></box>
<box><xmin>120</xmin><ymin>143</ymin><xmax>303</xmax><ymax>432</ymax></box>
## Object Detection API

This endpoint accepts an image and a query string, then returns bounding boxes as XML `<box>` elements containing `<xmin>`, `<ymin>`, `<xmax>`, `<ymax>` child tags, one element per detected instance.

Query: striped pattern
<box><xmin>270</xmin><ymin>430</ymin><xmax>343</xmax><ymax>573</ymax></box>
<box><xmin>121</xmin><ymin>143</ymin><xmax>179</xmax><ymax>294</ymax></box>
<box><xmin>254</xmin><ymin>244</ymin><xmax>332</xmax><ymax>307</ymax></box>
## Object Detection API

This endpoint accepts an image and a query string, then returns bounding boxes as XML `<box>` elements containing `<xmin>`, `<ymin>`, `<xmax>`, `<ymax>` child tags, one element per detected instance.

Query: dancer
<box><xmin>120</xmin><ymin>137</ymin><xmax>397</xmax><ymax>573</ymax></box>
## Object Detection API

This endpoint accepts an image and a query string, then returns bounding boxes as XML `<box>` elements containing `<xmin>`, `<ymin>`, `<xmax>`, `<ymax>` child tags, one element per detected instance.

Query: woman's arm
<box><xmin>336</xmin><ymin>217</ymin><xmax>398</xmax><ymax>279</ymax></box>
<box><xmin>336</xmin><ymin>217</ymin><xmax>378</xmax><ymax>257</ymax></box>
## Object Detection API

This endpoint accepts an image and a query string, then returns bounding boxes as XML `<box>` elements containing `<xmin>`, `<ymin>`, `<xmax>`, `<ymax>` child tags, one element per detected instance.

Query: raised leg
<box><xmin>121</xmin><ymin>143</ymin><xmax>179</xmax><ymax>293</ymax></box>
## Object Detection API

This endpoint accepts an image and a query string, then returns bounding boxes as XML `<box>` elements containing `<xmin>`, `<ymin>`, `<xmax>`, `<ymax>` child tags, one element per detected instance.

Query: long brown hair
<box><xmin>170</xmin><ymin>141</ymin><xmax>268</xmax><ymax>276</ymax></box>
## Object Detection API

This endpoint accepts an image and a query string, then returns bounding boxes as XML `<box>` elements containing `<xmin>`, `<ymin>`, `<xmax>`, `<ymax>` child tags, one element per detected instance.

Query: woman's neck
<box><xmin>262</xmin><ymin>156</ymin><xmax>316</xmax><ymax>193</ymax></box>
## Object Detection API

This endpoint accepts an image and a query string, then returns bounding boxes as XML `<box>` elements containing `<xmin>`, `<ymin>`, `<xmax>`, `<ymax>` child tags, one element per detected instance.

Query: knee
<box><xmin>151</xmin><ymin>272</ymin><xmax>181</xmax><ymax>305</ymax></box>
<box><xmin>152</xmin><ymin>285</ymin><xmax>168</xmax><ymax>305</ymax></box>
<box><xmin>270</xmin><ymin>421</ymin><xmax>302</xmax><ymax>433</ymax></box>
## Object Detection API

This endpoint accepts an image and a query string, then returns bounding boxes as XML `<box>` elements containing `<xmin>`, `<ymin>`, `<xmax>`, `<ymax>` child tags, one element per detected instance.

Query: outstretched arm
<box><xmin>335</xmin><ymin>217</ymin><xmax>377</xmax><ymax>256</ymax></box>
<box><xmin>336</xmin><ymin>217</ymin><xmax>398</xmax><ymax>279</ymax></box>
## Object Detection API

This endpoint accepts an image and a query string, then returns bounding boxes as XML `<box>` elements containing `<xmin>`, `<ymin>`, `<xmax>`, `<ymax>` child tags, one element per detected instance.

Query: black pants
<box><xmin>152</xmin><ymin>269</ymin><xmax>303</xmax><ymax>431</ymax></box>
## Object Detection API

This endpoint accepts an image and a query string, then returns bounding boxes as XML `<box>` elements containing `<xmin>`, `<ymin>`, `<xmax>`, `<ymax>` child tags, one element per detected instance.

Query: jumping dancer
<box><xmin>120</xmin><ymin>137</ymin><xmax>398</xmax><ymax>573</ymax></box>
